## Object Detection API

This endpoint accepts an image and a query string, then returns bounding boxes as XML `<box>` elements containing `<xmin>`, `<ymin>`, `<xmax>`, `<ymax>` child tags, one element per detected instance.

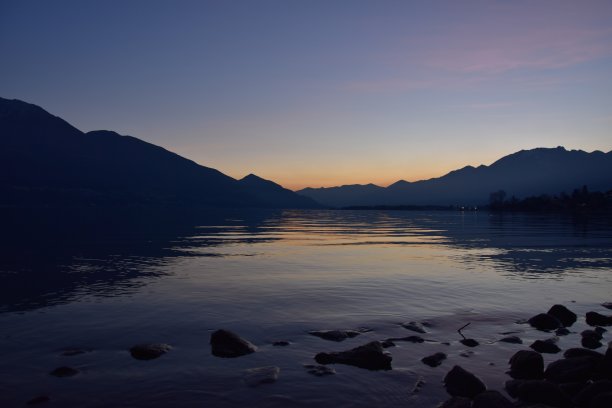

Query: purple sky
<box><xmin>1</xmin><ymin>0</ymin><xmax>611</xmax><ymax>189</ymax></box>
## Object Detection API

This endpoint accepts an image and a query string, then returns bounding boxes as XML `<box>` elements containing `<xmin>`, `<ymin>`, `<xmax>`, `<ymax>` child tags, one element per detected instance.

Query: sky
<box><xmin>1</xmin><ymin>0</ymin><xmax>611</xmax><ymax>190</ymax></box>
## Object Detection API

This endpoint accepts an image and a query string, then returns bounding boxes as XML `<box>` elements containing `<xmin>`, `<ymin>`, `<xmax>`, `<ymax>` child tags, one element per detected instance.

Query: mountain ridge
<box><xmin>0</xmin><ymin>97</ymin><xmax>320</xmax><ymax>209</ymax></box>
<box><xmin>296</xmin><ymin>146</ymin><xmax>612</xmax><ymax>207</ymax></box>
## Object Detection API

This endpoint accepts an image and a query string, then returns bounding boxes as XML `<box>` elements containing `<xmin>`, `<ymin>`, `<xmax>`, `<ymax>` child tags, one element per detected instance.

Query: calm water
<box><xmin>1</xmin><ymin>209</ymin><xmax>611</xmax><ymax>407</ymax></box>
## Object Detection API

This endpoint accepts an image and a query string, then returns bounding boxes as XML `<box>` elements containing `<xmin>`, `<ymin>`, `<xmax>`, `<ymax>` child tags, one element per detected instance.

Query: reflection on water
<box><xmin>1</xmin><ymin>208</ymin><xmax>612</xmax><ymax>407</ymax></box>
<box><xmin>1</xmin><ymin>208</ymin><xmax>611</xmax><ymax>312</ymax></box>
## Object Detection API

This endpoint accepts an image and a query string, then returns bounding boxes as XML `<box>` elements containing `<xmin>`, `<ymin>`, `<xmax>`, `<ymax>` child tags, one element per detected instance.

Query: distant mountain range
<box><xmin>0</xmin><ymin>97</ymin><xmax>319</xmax><ymax>209</ymax></box>
<box><xmin>297</xmin><ymin>147</ymin><xmax>612</xmax><ymax>207</ymax></box>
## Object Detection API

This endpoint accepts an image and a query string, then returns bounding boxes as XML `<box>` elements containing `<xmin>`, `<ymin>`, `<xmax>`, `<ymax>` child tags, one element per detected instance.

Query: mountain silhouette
<box><xmin>0</xmin><ymin>97</ymin><xmax>319</xmax><ymax>209</ymax></box>
<box><xmin>238</xmin><ymin>174</ymin><xmax>319</xmax><ymax>208</ymax></box>
<box><xmin>297</xmin><ymin>147</ymin><xmax>612</xmax><ymax>207</ymax></box>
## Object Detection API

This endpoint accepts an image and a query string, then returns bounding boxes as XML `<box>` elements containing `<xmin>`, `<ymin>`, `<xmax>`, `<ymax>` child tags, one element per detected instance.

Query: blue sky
<box><xmin>1</xmin><ymin>0</ymin><xmax>611</xmax><ymax>189</ymax></box>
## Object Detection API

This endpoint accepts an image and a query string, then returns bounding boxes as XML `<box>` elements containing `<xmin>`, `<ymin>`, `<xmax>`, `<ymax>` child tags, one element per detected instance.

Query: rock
<box><xmin>590</xmin><ymin>392</ymin><xmax>612</xmax><ymax>408</ymax></box>
<box><xmin>559</xmin><ymin>381</ymin><xmax>588</xmax><ymax>399</ymax></box>
<box><xmin>129</xmin><ymin>343</ymin><xmax>171</xmax><ymax>360</ymax></box>
<box><xmin>437</xmin><ymin>396</ymin><xmax>472</xmax><ymax>408</ymax></box>
<box><xmin>572</xmin><ymin>380</ymin><xmax>612</xmax><ymax>407</ymax></box>
<box><xmin>586</xmin><ymin>312</ymin><xmax>612</xmax><ymax>327</ymax></box>
<box><xmin>595</xmin><ymin>326</ymin><xmax>607</xmax><ymax>334</ymax></box>
<box><xmin>210</xmin><ymin>329</ymin><xmax>257</xmax><ymax>358</ymax></box>
<box><xmin>460</xmin><ymin>338</ymin><xmax>479</xmax><ymax>347</ymax></box>
<box><xmin>402</xmin><ymin>321</ymin><xmax>427</xmax><ymax>333</ymax></box>
<box><xmin>49</xmin><ymin>366</ymin><xmax>78</xmax><ymax>377</ymax></box>
<box><xmin>514</xmin><ymin>380</ymin><xmax>569</xmax><ymax>407</ymax></box>
<box><xmin>509</xmin><ymin>350</ymin><xmax>544</xmax><ymax>379</ymax></box>
<box><xmin>410</xmin><ymin>376</ymin><xmax>426</xmax><ymax>394</ymax></box>
<box><xmin>422</xmin><ymin>352</ymin><xmax>447</xmax><ymax>367</ymax></box>
<box><xmin>314</xmin><ymin>341</ymin><xmax>392</xmax><ymax>370</ymax></box>
<box><xmin>582</xmin><ymin>329</ymin><xmax>603</xmax><ymax>340</ymax></box>
<box><xmin>545</xmin><ymin>356</ymin><xmax>600</xmax><ymax>383</ymax></box>
<box><xmin>556</xmin><ymin>328</ymin><xmax>570</xmax><ymax>336</ymax></box>
<box><xmin>242</xmin><ymin>366</ymin><xmax>280</xmax><ymax>387</ymax></box>
<box><xmin>459</xmin><ymin>350</ymin><xmax>474</xmax><ymax>358</ymax></box>
<box><xmin>309</xmin><ymin>329</ymin><xmax>362</xmax><ymax>342</ymax></box>
<box><xmin>272</xmin><ymin>340</ymin><xmax>290</xmax><ymax>346</ymax></box>
<box><xmin>500</xmin><ymin>335</ymin><xmax>523</xmax><ymax>344</ymax></box>
<box><xmin>563</xmin><ymin>348</ymin><xmax>604</xmax><ymax>360</ymax></box>
<box><xmin>381</xmin><ymin>340</ymin><xmax>396</xmax><ymax>348</ymax></box>
<box><xmin>547</xmin><ymin>305</ymin><xmax>577</xmax><ymax>327</ymax></box>
<box><xmin>26</xmin><ymin>396</ymin><xmax>50</xmax><ymax>405</ymax></box>
<box><xmin>472</xmin><ymin>390</ymin><xmax>513</xmax><ymax>408</ymax></box>
<box><xmin>531</xmin><ymin>339</ymin><xmax>561</xmax><ymax>354</ymax></box>
<box><xmin>603</xmin><ymin>302</ymin><xmax>612</xmax><ymax>310</ymax></box>
<box><xmin>505</xmin><ymin>379</ymin><xmax>526</xmax><ymax>398</ymax></box>
<box><xmin>582</xmin><ymin>337</ymin><xmax>603</xmax><ymax>349</ymax></box>
<box><xmin>529</xmin><ymin>313</ymin><xmax>562</xmax><ymax>331</ymax></box>
<box><xmin>443</xmin><ymin>365</ymin><xmax>486</xmax><ymax>398</ymax></box>
<box><xmin>387</xmin><ymin>335</ymin><xmax>424</xmax><ymax>343</ymax></box>
<box><xmin>303</xmin><ymin>364</ymin><xmax>335</xmax><ymax>376</ymax></box>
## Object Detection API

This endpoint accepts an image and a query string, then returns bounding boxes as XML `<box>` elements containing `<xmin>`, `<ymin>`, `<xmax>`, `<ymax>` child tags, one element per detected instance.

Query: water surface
<box><xmin>1</xmin><ymin>209</ymin><xmax>611</xmax><ymax>407</ymax></box>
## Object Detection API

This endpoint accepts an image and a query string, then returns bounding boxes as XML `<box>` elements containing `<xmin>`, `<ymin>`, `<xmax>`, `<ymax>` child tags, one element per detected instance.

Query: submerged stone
<box><xmin>460</xmin><ymin>338</ymin><xmax>479</xmax><ymax>347</ymax></box>
<box><xmin>303</xmin><ymin>364</ymin><xmax>335</xmax><ymax>376</ymax></box>
<box><xmin>499</xmin><ymin>335</ymin><xmax>522</xmax><ymax>344</ymax></box>
<box><xmin>210</xmin><ymin>329</ymin><xmax>257</xmax><ymax>358</ymax></box>
<box><xmin>402</xmin><ymin>321</ymin><xmax>427</xmax><ymax>333</ymax></box>
<box><xmin>314</xmin><ymin>341</ymin><xmax>392</xmax><ymax>370</ymax></box>
<box><xmin>422</xmin><ymin>352</ymin><xmax>447</xmax><ymax>367</ymax></box>
<box><xmin>243</xmin><ymin>366</ymin><xmax>280</xmax><ymax>387</ymax></box>
<box><xmin>309</xmin><ymin>329</ymin><xmax>362</xmax><ymax>342</ymax></box>
<box><xmin>387</xmin><ymin>335</ymin><xmax>424</xmax><ymax>343</ymax></box>
<box><xmin>129</xmin><ymin>343</ymin><xmax>172</xmax><ymax>360</ymax></box>
<box><xmin>49</xmin><ymin>366</ymin><xmax>78</xmax><ymax>377</ymax></box>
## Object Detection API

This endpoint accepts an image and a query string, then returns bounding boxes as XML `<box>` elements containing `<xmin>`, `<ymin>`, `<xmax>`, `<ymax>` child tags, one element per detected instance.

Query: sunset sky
<box><xmin>2</xmin><ymin>0</ymin><xmax>611</xmax><ymax>190</ymax></box>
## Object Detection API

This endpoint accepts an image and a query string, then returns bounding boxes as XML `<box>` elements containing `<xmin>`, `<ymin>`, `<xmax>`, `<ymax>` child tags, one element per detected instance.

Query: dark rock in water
<box><xmin>443</xmin><ymin>365</ymin><xmax>486</xmax><ymax>398</ymax></box>
<box><xmin>129</xmin><ymin>343</ymin><xmax>172</xmax><ymax>360</ymax></box>
<box><xmin>514</xmin><ymin>380</ymin><xmax>569</xmax><ymax>407</ymax></box>
<box><xmin>563</xmin><ymin>348</ymin><xmax>604</xmax><ymax>360</ymax></box>
<box><xmin>381</xmin><ymin>340</ymin><xmax>396</xmax><ymax>348</ymax></box>
<box><xmin>402</xmin><ymin>321</ymin><xmax>427</xmax><ymax>333</ymax></box>
<box><xmin>314</xmin><ymin>341</ymin><xmax>392</xmax><ymax>370</ymax></box>
<box><xmin>545</xmin><ymin>356</ymin><xmax>599</xmax><ymax>383</ymax></box>
<box><xmin>547</xmin><ymin>305</ymin><xmax>577</xmax><ymax>327</ymax></box>
<box><xmin>26</xmin><ymin>396</ymin><xmax>50</xmax><ymax>405</ymax></box>
<box><xmin>387</xmin><ymin>335</ymin><xmax>424</xmax><ymax>343</ymax></box>
<box><xmin>242</xmin><ymin>366</ymin><xmax>280</xmax><ymax>387</ymax></box>
<box><xmin>529</xmin><ymin>313</ymin><xmax>562</xmax><ymax>331</ymax></box>
<box><xmin>556</xmin><ymin>327</ymin><xmax>570</xmax><ymax>336</ymax></box>
<box><xmin>499</xmin><ymin>335</ymin><xmax>523</xmax><ymax>344</ymax></box>
<box><xmin>595</xmin><ymin>326</ymin><xmax>607</xmax><ymax>334</ymax></box>
<box><xmin>531</xmin><ymin>339</ymin><xmax>561</xmax><ymax>354</ymax></box>
<box><xmin>603</xmin><ymin>302</ymin><xmax>612</xmax><ymax>310</ymax></box>
<box><xmin>472</xmin><ymin>390</ymin><xmax>513</xmax><ymax>408</ymax></box>
<box><xmin>303</xmin><ymin>364</ymin><xmax>335</xmax><ymax>376</ymax></box>
<box><xmin>509</xmin><ymin>350</ymin><xmax>544</xmax><ymax>379</ymax></box>
<box><xmin>582</xmin><ymin>336</ymin><xmax>603</xmax><ymax>349</ymax></box>
<box><xmin>210</xmin><ymin>329</ymin><xmax>257</xmax><ymax>358</ymax></box>
<box><xmin>582</xmin><ymin>329</ymin><xmax>604</xmax><ymax>340</ymax></box>
<box><xmin>422</xmin><ymin>352</ymin><xmax>447</xmax><ymax>367</ymax></box>
<box><xmin>590</xmin><ymin>392</ymin><xmax>612</xmax><ymax>408</ymax></box>
<box><xmin>437</xmin><ymin>396</ymin><xmax>472</xmax><ymax>408</ymax></box>
<box><xmin>572</xmin><ymin>380</ymin><xmax>612</xmax><ymax>407</ymax></box>
<box><xmin>460</xmin><ymin>338</ymin><xmax>479</xmax><ymax>347</ymax></box>
<box><xmin>49</xmin><ymin>366</ymin><xmax>78</xmax><ymax>377</ymax></box>
<box><xmin>586</xmin><ymin>311</ymin><xmax>612</xmax><ymax>327</ymax></box>
<box><xmin>309</xmin><ymin>329</ymin><xmax>362</xmax><ymax>342</ymax></box>
<box><xmin>504</xmin><ymin>379</ymin><xmax>524</xmax><ymax>398</ymax></box>
<box><xmin>272</xmin><ymin>340</ymin><xmax>290</xmax><ymax>346</ymax></box>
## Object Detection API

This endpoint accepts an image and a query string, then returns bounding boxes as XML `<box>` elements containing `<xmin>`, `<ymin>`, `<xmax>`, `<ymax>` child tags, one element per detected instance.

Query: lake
<box><xmin>1</xmin><ymin>209</ymin><xmax>611</xmax><ymax>407</ymax></box>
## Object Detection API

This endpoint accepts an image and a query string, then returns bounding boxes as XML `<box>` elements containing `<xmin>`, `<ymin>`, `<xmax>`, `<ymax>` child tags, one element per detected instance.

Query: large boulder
<box><xmin>443</xmin><ymin>365</ymin><xmax>486</xmax><ymax>398</ymax></box>
<box><xmin>513</xmin><ymin>380</ymin><xmax>570</xmax><ymax>407</ymax></box>
<box><xmin>545</xmin><ymin>356</ymin><xmax>599</xmax><ymax>383</ymax></box>
<box><xmin>314</xmin><ymin>341</ymin><xmax>392</xmax><ymax>370</ymax></box>
<box><xmin>547</xmin><ymin>305</ymin><xmax>577</xmax><ymax>327</ymax></box>
<box><xmin>586</xmin><ymin>311</ymin><xmax>612</xmax><ymax>327</ymax></box>
<box><xmin>572</xmin><ymin>380</ymin><xmax>612</xmax><ymax>407</ymax></box>
<box><xmin>210</xmin><ymin>329</ymin><xmax>257</xmax><ymax>358</ymax></box>
<box><xmin>509</xmin><ymin>350</ymin><xmax>544</xmax><ymax>379</ymax></box>
<box><xmin>528</xmin><ymin>313</ymin><xmax>562</xmax><ymax>331</ymax></box>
